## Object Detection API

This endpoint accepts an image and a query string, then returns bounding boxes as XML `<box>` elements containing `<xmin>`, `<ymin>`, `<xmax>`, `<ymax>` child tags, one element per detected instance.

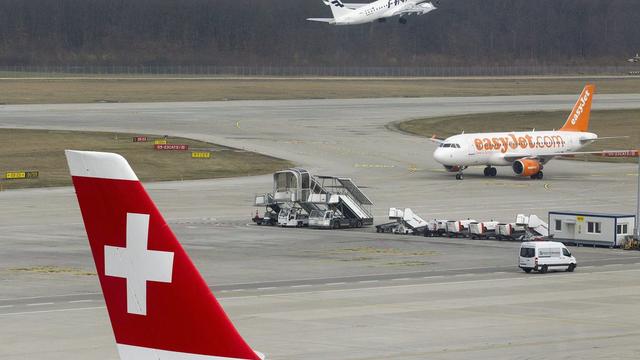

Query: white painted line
<box><xmin>0</xmin><ymin>306</ymin><xmax>105</xmax><ymax>317</ymax></box>
<box><xmin>0</xmin><ymin>305</ymin><xmax>14</xmax><ymax>309</ymax></box>
<box><xmin>68</xmin><ymin>300</ymin><xmax>94</xmax><ymax>304</ymax></box>
<box><xmin>290</xmin><ymin>285</ymin><xmax>312</xmax><ymax>288</ymax></box>
<box><xmin>26</xmin><ymin>302</ymin><xmax>54</xmax><ymax>307</ymax></box>
<box><xmin>0</xmin><ymin>292</ymin><xmax>101</xmax><ymax>302</ymax></box>
<box><xmin>425</xmin><ymin>275</ymin><xmax>444</xmax><ymax>279</ymax></box>
<box><xmin>393</xmin><ymin>278</ymin><xmax>411</xmax><ymax>281</ymax></box>
<box><xmin>257</xmin><ymin>287</ymin><xmax>277</xmax><ymax>290</ymax></box>
<box><xmin>358</xmin><ymin>280</ymin><xmax>379</xmax><ymax>284</ymax></box>
<box><xmin>325</xmin><ymin>282</ymin><xmax>346</xmax><ymax>286</ymax></box>
<box><xmin>230</xmin><ymin>289</ymin><xmax>246</xmax><ymax>292</ymax></box>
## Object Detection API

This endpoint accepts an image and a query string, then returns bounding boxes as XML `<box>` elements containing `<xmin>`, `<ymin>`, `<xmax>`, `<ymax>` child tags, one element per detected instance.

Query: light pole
<box><xmin>636</xmin><ymin>151</ymin><xmax>640</xmax><ymax>240</ymax></box>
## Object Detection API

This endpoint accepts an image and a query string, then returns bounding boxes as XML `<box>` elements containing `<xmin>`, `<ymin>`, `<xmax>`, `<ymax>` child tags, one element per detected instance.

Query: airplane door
<box><xmin>468</xmin><ymin>139</ymin><xmax>476</xmax><ymax>156</ymax></box>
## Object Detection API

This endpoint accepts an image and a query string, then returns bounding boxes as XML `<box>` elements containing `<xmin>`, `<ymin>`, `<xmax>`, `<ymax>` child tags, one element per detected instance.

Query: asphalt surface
<box><xmin>2</xmin><ymin>94</ymin><xmax>640</xmax><ymax>359</ymax></box>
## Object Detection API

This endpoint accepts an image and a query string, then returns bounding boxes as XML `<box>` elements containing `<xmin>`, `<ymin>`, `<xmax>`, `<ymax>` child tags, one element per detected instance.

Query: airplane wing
<box><xmin>307</xmin><ymin>18</ymin><xmax>335</xmax><ymax>23</ymax></box>
<box><xmin>429</xmin><ymin>134</ymin><xmax>445</xmax><ymax>144</ymax></box>
<box><xmin>580</xmin><ymin>136</ymin><xmax>629</xmax><ymax>144</ymax></box>
<box><xmin>391</xmin><ymin>1</ymin><xmax>437</xmax><ymax>16</ymax></box>
<box><xmin>502</xmin><ymin>149</ymin><xmax>639</xmax><ymax>162</ymax></box>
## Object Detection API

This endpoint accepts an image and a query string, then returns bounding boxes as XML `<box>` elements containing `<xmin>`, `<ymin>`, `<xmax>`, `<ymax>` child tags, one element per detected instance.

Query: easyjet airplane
<box><xmin>432</xmin><ymin>84</ymin><xmax>619</xmax><ymax>180</ymax></box>
<box><xmin>66</xmin><ymin>150</ymin><xmax>264</xmax><ymax>360</ymax></box>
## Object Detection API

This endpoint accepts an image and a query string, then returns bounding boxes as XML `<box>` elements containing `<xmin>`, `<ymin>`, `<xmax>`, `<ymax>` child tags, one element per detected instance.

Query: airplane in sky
<box><xmin>432</xmin><ymin>84</ymin><xmax>629</xmax><ymax>180</ymax></box>
<box><xmin>307</xmin><ymin>0</ymin><xmax>438</xmax><ymax>25</ymax></box>
<box><xmin>66</xmin><ymin>150</ymin><xmax>264</xmax><ymax>360</ymax></box>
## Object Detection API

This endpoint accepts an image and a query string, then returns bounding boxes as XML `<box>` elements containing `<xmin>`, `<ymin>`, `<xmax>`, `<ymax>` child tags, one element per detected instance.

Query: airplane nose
<box><xmin>433</xmin><ymin>148</ymin><xmax>446</xmax><ymax>164</ymax></box>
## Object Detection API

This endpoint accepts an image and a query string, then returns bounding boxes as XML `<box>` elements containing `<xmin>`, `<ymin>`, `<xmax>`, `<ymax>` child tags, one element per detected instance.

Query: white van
<box><xmin>519</xmin><ymin>241</ymin><xmax>576</xmax><ymax>273</ymax></box>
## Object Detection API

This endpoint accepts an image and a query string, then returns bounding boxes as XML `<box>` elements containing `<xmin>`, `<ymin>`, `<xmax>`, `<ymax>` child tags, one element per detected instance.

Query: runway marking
<box><xmin>290</xmin><ymin>285</ymin><xmax>312</xmax><ymax>288</ymax></box>
<box><xmin>325</xmin><ymin>282</ymin><xmax>346</xmax><ymax>286</ymax></box>
<box><xmin>0</xmin><ymin>305</ymin><xmax>14</xmax><ymax>309</ymax></box>
<box><xmin>230</xmin><ymin>289</ymin><xmax>246</xmax><ymax>292</ymax></box>
<box><xmin>544</xmin><ymin>183</ymin><xmax>551</xmax><ymax>190</ymax></box>
<box><xmin>358</xmin><ymin>280</ymin><xmax>379</xmax><ymax>284</ymax></box>
<box><xmin>68</xmin><ymin>300</ymin><xmax>94</xmax><ymax>304</ymax></box>
<box><xmin>220</xmin><ymin>268</ymin><xmax>640</xmax><ymax>301</ymax></box>
<box><xmin>26</xmin><ymin>302</ymin><xmax>54</xmax><ymax>307</ymax></box>
<box><xmin>235</xmin><ymin>121</ymin><xmax>240</xmax><ymax>129</ymax></box>
<box><xmin>393</xmin><ymin>278</ymin><xmax>411</xmax><ymax>281</ymax></box>
<box><xmin>0</xmin><ymin>306</ymin><xmax>105</xmax><ymax>317</ymax></box>
<box><xmin>257</xmin><ymin>287</ymin><xmax>277</xmax><ymax>290</ymax></box>
<box><xmin>0</xmin><ymin>292</ymin><xmax>100</xmax><ymax>302</ymax></box>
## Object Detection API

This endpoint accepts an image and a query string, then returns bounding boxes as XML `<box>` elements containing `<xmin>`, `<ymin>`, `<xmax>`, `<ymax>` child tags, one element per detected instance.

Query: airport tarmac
<box><xmin>2</xmin><ymin>94</ymin><xmax>640</xmax><ymax>359</ymax></box>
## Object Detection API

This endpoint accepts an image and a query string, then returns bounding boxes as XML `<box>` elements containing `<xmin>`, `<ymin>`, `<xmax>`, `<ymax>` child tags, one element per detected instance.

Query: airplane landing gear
<box><xmin>483</xmin><ymin>167</ymin><xmax>497</xmax><ymax>177</ymax></box>
<box><xmin>455</xmin><ymin>173</ymin><xmax>464</xmax><ymax>180</ymax></box>
<box><xmin>530</xmin><ymin>171</ymin><xmax>544</xmax><ymax>180</ymax></box>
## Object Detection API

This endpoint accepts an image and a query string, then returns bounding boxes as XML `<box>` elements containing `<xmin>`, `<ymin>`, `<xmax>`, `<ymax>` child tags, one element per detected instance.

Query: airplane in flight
<box><xmin>65</xmin><ymin>150</ymin><xmax>264</xmax><ymax>360</ymax></box>
<box><xmin>432</xmin><ymin>84</ymin><xmax>628</xmax><ymax>180</ymax></box>
<box><xmin>307</xmin><ymin>0</ymin><xmax>438</xmax><ymax>25</ymax></box>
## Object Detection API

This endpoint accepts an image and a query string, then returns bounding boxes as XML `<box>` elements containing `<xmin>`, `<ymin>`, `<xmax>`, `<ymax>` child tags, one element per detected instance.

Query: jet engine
<box><xmin>512</xmin><ymin>159</ymin><xmax>541</xmax><ymax>177</ymax></box>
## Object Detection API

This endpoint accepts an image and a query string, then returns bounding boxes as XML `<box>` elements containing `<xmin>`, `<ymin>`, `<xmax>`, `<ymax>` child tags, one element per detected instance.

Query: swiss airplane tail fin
<box><xmin>323</xmin><ymin>0</ymin><xmax>354</xmax><ymax>19</ymax></box>
<box><xmin>65</xmin><ymin>150</ymin><xmax>262</xmax><ymax>360</ymax></box>
<box><xmin>560</xmin><ymin>84</ymin><xmax>596</xmax><ymax>132</ymax></box>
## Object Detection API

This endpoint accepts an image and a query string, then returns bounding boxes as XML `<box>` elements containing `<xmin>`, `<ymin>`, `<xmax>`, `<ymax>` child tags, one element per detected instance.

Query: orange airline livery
<box><xmin>432</xmin><ymin>84</ymin><xmax>628</xmax><ymax>180</ymax></box>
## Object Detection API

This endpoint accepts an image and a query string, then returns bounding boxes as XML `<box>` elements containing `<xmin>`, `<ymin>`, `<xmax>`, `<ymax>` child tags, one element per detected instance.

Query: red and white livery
<box><xmin>66</xmin><ymin>150</ymin><xmax>264</xmax><ymax>360</ymax></box>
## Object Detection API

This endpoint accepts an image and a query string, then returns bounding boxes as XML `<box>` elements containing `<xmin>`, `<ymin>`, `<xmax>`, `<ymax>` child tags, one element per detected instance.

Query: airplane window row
<box><xmin>440</xmin><ymin>143</ymin><xmax>461</xmax><ymax>148</ymax></box>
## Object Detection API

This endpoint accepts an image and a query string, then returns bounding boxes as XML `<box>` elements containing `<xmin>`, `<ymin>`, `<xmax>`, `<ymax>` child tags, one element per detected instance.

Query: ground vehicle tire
<box><xmin>567</xmin><ymin>264</ymin><xmax>576</xmax><ymax>272</ymax></box>
<box><xmin>524</xmin><ymin>268</ymin><xmax>532</xmax><ymax>273</ymax></box>
<box><xmin>540</xmin><ymin>265</ymin><xmax>548</xmax><ymax>274</ymax></box>
<box><xmin>357</xmin><ymin>220</ymin><xmax>363</xmax><ymax>228</ymax></box>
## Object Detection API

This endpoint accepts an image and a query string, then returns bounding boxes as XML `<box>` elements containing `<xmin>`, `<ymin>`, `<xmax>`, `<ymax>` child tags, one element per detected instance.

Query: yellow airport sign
<box><xmin>576</xmin><ymin>216</ymin><xmax>585</xmax><ymax>222</ymax></box>
<box><xmin>191</xmin><ymin>151</ymin><xmax>211</xmax><ymax>159</ymax></box>
<box><xmin>154</xmin><ymin>139</ymin><xmax>168</xmax><ymax>145</ymax></box>
<box><xmin>5</xmin><ymin>171</ymin><xmax>39</xmax><ymax>180</ymax></box>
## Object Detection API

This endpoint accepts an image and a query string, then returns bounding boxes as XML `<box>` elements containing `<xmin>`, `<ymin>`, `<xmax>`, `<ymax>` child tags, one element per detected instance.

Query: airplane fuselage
<box><xmin>335</xmin><ymin>0</ymin><xmax>435</xmax><ymax>25</ymax></box>
<box><xmin>433</xmin><ymin>131</ymin><xmax>598</xmax><ymax>167</ymax></box>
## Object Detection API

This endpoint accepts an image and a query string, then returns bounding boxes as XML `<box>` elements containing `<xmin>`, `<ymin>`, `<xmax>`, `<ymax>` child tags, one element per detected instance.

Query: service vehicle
<box><xmin>277</xmin><ymin>208</ymin><xmax>309</xmax><ymax>227</ymax></box>
<box><xmin>519</xmin><ymin>241</ymin><xmax>577</xmax><ymax>273</ymax></box>
<box><xmin>309</xmin><ymin>209</ymin><xmax>363</xmax><ymax>229</ymax></box>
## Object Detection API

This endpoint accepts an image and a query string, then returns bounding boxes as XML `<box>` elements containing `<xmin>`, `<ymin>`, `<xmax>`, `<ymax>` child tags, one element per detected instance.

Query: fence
<box><xmin>0</xmin><ymin>65</ymin><xmax>639</xmax><ymax>77</ymax></box>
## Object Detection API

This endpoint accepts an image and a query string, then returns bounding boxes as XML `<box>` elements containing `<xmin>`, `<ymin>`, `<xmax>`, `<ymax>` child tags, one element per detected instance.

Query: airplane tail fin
<box><xmin>560</xmin><ymin>84</ymin><xmax>596</xmax><ymax>132</ymax></box>
<box><xmin>65</xmin><ymin>150</ymin><xmax>262</xmax><ymax>360</ymax></box>
<box><xmin>323</xmin><ymin>0</ymin><xmax>354</xmax><ymax>19</ymax></box>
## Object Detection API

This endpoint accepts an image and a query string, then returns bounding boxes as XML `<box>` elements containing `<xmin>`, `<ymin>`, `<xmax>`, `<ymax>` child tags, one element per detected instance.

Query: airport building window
<box><xmin>617</xmin><ymin>224</ymin><xmax>628</xmax><ymax>235</ymax></box>
<box><xmin>587</xmin><ymin>221</ymin><xmax>601</xmax><ymax>234</ymax></box>
<box><xmin>555</xmin><ymin>220</ymin><xmax>562</xmax><ymax>231</ymax></box>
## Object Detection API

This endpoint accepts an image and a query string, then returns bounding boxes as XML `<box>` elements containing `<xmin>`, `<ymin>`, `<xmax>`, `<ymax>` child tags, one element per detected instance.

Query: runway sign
<box><xmin>155</xmin><ymin>144</ymin><xmax>189</xmax><ymax>151</ymax></box>
<box><xmin>5</xmin><ymin>171</ymin><xmax>39</xmax><ymax>180</ymax></box>
<box><xmin>133</xmin><ymin>136</ymin><xmax>149</xmax><ymax>142</ymax></box>
<box><xmin>191</xmin><ymin>151</ymin><xmax>211</xmax><ymax>159</ymax></box>
<box><xmin>601</xmin><ymin>150</ymin><xmax>639</xmax><ymax>158</ymax></box>
<box><xmin>154</xmin><ymin>139</ymin><xmax>168</xmax><ymax>145</ymax></box>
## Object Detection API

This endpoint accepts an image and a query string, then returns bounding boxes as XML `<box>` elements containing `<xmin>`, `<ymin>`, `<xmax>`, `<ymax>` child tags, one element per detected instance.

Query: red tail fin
<box><xmin>65</xmin><ymin>150</ymin><xmax>262</xmax><ymax>360</ymax></box>
<box><xmin>560</xmin><ymin>84</ymin><xmax>595</xmax><ymax>132</ymax></box>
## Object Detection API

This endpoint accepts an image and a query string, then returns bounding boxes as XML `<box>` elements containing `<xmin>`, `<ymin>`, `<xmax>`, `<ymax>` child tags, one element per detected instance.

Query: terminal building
<box><xmin>549</xmin><ymin>211</ymin><xmax>636</xmax><ymax>247</ymax></box>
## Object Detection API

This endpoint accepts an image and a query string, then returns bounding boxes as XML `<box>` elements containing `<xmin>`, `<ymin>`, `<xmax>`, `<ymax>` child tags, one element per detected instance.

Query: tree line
<box><xmin>0</xmin><ymin>0</ymin><xmax>638</xmax><ymax>66</ymax></box>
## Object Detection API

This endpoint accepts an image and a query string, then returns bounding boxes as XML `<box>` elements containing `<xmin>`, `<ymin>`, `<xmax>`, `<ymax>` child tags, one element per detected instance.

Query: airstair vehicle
<box><xmin>277</xmin><ymin>207</ymin><xmax>309</xmax><ymax>227</ymax></box>
<box><xmin>253</xmin><ymin>192</ymin><xmax>284</xmax><ymax>226</ymax></box>
<box><xmin>257</xmin><ymin>168</ymin><xmax>374</xmax><ymax>229</ymax></box>
<box><xmin>516</xmin><ymin>214</ymin><xmax>549</xmax><ymax>240</ymax></box>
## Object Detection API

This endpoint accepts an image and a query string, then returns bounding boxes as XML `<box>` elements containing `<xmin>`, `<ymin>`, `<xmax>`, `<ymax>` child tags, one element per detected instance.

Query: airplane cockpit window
<box><xmin>443</xmin><ymin>144</ymin><xmax>451</xmax><ymax>148</ymax></box>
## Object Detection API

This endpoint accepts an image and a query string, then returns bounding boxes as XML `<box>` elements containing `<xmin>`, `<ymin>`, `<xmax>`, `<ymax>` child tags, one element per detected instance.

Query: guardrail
<box><xmin>1</xmin><ymin>65</ymin><xmax>639</xmax><ymax>77</ymax></box>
